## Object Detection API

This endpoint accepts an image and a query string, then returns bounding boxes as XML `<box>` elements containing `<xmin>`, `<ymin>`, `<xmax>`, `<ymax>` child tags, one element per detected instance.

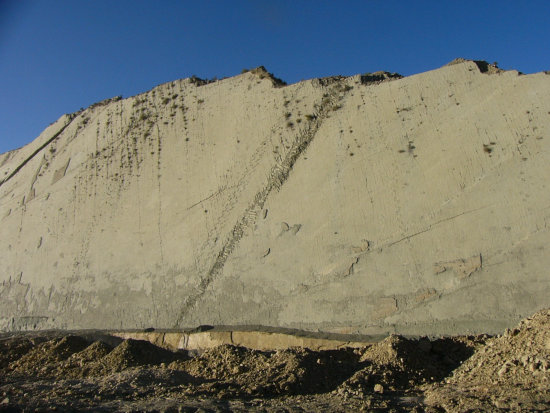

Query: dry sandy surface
<box><xmin>1</xmin><ymin>309</ymin><xmax>548</xmax><ymax>412</ymax></box>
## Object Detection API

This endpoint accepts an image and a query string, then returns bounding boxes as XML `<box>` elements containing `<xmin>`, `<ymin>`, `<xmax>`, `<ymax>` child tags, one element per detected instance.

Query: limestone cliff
<box><xmin>1</xmin><ymin>61</ymin><xmax>549</xmax><ymax>335</ymax></box>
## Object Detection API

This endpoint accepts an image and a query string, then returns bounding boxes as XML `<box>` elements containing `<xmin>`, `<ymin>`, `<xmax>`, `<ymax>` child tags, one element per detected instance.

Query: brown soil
<box><xmin>1</xmin><ymin>309</ymin><xmax>549</xmax><ymax>412</ymax></box>
<box><xmin>423</xmin><ymin>309</ymin><xmax>550</xmax><ymax>412</ymax></box>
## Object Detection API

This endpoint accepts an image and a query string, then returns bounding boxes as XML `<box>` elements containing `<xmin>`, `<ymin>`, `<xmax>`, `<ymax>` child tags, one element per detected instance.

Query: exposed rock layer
<box><xmin>1</xmin><ymin>61</ymin><xmax>549</xmax><ymax>334</ymax></box>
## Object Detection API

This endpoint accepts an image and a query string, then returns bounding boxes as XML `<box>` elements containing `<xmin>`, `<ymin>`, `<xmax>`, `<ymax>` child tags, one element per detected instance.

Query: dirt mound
<box><xmin>0</xmin><ymin>335</ymin><xmax>48</xmax><ymax>372</ymax></box>
<box><xmin>337</xmin><ymin>334</ymin><xmax>485</xmax><ymax>397</ymax></box>
<box><xmin>8</xmin><ymin>334</ymin><xmax>90</xmax><ymax>377</ymax></box>
<box><xmin>55</xmin><ymin>340</ymin><xmax>114</xmax><ymax>378</ymax></box>
<box><xmin>71</xmin><ymin>340</ymin><xmax>113</xmax><ymax>364</ymax></box>
<box><xmin>89</xmin><ymin>338</ymin><xmax>183</xmax><ymax>375</ymax></box>
<box><xmin>1</xmin><ymin>311</ymin><xmax>549</xmax><ymax>411</ymax></box>
<box><xmin>3</xmin><ymin>336</ymin><xmax>188</xmax><ymax>382</ymax></box>
<box><xmin>170</xmin><ymin>344</ymin><xmax>361</xmax><ymax>398</ymax></box>
<box><xmin>425</xmin><ymin>308</ymin><xmax>550</xmax><ymax>411</ymax></box>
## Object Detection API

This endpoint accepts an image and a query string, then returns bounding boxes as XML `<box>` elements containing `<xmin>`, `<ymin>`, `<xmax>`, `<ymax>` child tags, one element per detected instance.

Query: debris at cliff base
<box><xmin>336</xmin><ymin>333</ymin><xmax>486</xmax><ymax>399</ymax></box>
<box><xmin>170</xmin><ymin>345</ymin><xmax>361</xmax><ymax>398</ymax></box>
<box><xmin>1</xmin><ymin>309</ymin><xmax>549</xmax><ymax>412</ymax></box>
<box><xmin>424</xmin><ymin>309</ymin><xmax>550</xmax><ymax>412</ymax></box>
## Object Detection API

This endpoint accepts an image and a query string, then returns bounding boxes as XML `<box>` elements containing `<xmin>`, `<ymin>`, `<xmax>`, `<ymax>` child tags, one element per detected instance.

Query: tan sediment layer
<box><xmin>110</xmin><ymin>329</ymin><xmax>380</xmax><ymax>351</ymax></box>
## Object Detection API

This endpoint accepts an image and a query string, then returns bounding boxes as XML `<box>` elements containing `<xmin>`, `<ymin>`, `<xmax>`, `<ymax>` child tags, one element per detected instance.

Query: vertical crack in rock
<box><xmin>174</xmin><ymin>81</ymin><xmax>353</xmax><ymax>327</ymax></box>
<box><xmin>0</xmin><ymin>114</ymin><xmax>78</xmax><ymax>189</ymax></box>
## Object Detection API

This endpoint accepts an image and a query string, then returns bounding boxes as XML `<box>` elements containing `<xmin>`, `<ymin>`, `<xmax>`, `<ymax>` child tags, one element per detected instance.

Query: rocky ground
<box><xmin>1</xmin><ymin>309</ymin><xmax>549</xmax><ymax>412</ymax></box>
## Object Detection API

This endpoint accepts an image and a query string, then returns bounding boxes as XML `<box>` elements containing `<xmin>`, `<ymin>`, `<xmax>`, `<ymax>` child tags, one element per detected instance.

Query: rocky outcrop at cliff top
<box><xmin>1</xmin><ymin>61</ymin><xmax>549</xmax><ymax>334</ymax></box>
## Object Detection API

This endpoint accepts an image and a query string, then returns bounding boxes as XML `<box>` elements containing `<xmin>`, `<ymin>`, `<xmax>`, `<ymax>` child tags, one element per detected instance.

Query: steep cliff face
<box><xmin>1</xmin><ymin>61</ymin><xmax>549</xmax><ymax>334</ymax></box>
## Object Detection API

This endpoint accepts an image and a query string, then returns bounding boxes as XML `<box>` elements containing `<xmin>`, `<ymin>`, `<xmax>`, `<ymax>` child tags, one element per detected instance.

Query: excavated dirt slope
<box><xmin>1</xmin><ymin>60</ymin><xmax>550</xmax><ymax>336</ymax></box>
<box><xmin>0</xmin><ymin>308</ymin><xmax>548</xmax><ymax>412</ymax></box>
<box><xmin>424</xmin><ymin>308</ymin><xmax>550</xmax><ymax>411</ymax></box>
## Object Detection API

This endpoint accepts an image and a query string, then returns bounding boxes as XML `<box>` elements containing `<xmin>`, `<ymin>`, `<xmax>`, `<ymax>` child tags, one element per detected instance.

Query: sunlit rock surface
<box><xmin>1</xmin><ymin>61</ymin><xmax>549</xmax><ymax>335</ymax></box>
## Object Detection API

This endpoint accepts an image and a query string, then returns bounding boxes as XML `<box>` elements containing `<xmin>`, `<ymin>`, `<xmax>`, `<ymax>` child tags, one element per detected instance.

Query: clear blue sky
<box><xmin>1</xmin><ymin>0</ymin><xmax>549</xmax><ymax>154</ymax></box>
